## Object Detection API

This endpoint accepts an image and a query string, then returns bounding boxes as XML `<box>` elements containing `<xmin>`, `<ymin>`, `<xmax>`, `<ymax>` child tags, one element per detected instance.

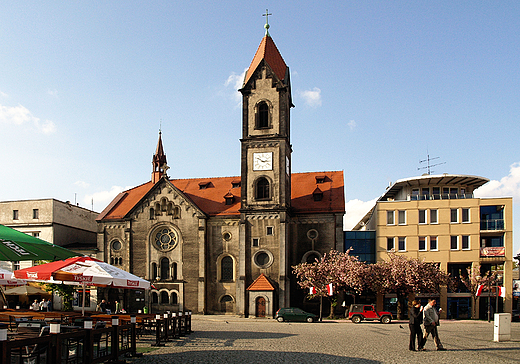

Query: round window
<box><xmin>254</xmin><ymin>250</ymin><xmax>273</xmax><ymax>268</ymax></box>
<box><xmin>223</xmin><ymin>232</ymin><xmax>232</xmax><ymax>241</ymax></box>
<box><xmin>307</xmin><ymin>229</ymin><xmax>319</xmax><ymax>240</ymax></box>
<box><xmin>111</xmin><ymin>240</ymin><xmax>122</xmax><ymax>251</ymax></box>
<box><xmin>153</xmin><ymin>227</ymin><xmax>179</xmax><ymax>251</ymax></box>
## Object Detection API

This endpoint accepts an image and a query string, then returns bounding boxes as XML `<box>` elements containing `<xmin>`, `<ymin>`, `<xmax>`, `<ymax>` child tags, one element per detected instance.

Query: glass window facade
<box><xmin>344</xmin><ymin>231</ymin><xmax>376</xmax><ymax>263</ymax></box>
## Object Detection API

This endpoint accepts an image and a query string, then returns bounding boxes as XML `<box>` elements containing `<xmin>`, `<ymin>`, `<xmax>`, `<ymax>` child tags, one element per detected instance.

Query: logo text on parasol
<box><xmin>73</xmin><ymin>275</ymin><xmax>93</xmax><ymax>282</ymax></box>
<box><xmin>127</xmin><ymin>280</ymin><xmax>139</xmax><ymax>287</ymax></box>
<box><xmin>1</xmin><ymin>240</ymin><xmax>31</xmax><ymax>256</ymax></box>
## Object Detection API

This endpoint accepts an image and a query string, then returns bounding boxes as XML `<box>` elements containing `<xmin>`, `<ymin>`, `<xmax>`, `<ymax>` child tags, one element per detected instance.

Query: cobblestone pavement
<box><xmin>129</xmin><ymin>315</ymin><xmax>520</xmax><ymax>364</ymax></box>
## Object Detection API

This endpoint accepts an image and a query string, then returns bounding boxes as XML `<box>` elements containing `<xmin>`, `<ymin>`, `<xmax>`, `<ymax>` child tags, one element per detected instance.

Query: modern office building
<box><xmin>351</xmin><ymin>174</ymin><xmax>513</xmax><ymax>319</ymax></box>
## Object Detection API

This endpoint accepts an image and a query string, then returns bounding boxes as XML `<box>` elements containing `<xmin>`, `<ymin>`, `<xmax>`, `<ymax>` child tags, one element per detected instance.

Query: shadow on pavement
<box><xmin>137</xmin><ymin>350</ymin><xmax>381</xmax><ymax>363</ymax></box>
<box><xmin>191</xmin><ymin>330</ymin><xmax>296</xmax><ymax>340</ymax></box>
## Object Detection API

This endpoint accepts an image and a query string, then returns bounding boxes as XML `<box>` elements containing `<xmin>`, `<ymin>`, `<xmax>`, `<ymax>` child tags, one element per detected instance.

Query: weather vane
<box><xmin>263</xmin><ymin>9</ymin><xmax>272</xmax><ymax>36</ymax></box>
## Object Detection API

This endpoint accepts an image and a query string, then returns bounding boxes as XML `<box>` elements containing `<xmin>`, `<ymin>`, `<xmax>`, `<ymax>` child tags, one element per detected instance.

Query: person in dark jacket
<box><xmin>409</xmin><ymin>299</ymin><xmax>424</xmax><ymax>351</ymax></box>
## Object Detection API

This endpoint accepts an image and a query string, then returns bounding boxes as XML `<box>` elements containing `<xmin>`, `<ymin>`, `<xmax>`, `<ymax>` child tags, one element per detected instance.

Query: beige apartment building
<box><xmin>353</xmin><ymin>174</ymin><xmax>513</xmax><ymax>319</ymax></box>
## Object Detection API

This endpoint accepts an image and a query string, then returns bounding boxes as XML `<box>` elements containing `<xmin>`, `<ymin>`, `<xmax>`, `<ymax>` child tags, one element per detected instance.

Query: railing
<box><xmin>410</xmin><ymin>193</ymin><xmax>474</xmax><ymax>201</ymax></box>
<box><xmin>480</xmin><ymin>219</ymin><xmax>505</xmax><ymax>230</ymax></box>
<box><xmin>0</xmin><ymin>318</ymin><xmax>140</xmax><ymax>364</ymax></box>
<box><xmin>150</xmin><ymin>311</ymin><xmax>192</xmax><ymax>347</ymax></box>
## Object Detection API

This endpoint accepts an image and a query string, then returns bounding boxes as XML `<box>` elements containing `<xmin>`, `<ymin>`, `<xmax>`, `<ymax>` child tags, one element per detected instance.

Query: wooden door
<box><xmin>256</xmin><ymin>297</ymin><xmax>266</xmax><ymax>317</ymax></box>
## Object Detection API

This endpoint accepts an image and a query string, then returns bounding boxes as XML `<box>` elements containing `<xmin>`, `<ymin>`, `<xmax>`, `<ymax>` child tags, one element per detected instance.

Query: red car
<box><xmin>348</xmin><ymin>304</ymin><xmax>392</xmax><ymax>324</ymax></box>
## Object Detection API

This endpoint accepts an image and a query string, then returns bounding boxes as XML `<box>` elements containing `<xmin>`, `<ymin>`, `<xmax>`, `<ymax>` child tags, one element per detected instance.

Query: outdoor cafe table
<box><xmin>90</xmin><ymin>313</ymin><xmax>155</xmax><ymax>325</ymax></box>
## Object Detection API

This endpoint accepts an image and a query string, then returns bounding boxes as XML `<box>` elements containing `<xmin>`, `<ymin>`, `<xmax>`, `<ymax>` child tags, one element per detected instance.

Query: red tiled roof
<box><xmin>244</xmin><ymin>36</ymin><xmax>288</xmax><ymax>87</ymax></box>
<box><xmin>98</xmin><ymin>171</ymin><xmax>345</xmax><ymax>221</ymax></box>
<box><xmin>247</xmin><ymin>273</ymin><xmax>275</xmax><ymax>291</ymax></box>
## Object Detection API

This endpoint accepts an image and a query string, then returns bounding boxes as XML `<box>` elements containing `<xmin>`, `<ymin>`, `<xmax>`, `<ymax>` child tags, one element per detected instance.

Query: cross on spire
<box><xmin>263</xmin><ymin>9</ymin><xmax>272</xmax><ymax>36</ymax></box>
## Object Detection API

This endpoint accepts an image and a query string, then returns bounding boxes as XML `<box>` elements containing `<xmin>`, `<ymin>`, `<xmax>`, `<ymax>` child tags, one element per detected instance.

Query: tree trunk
<box><xmin>396</xmin><ymin>293</ymin><xmax>406</xmax><ymax>320</ymax></box>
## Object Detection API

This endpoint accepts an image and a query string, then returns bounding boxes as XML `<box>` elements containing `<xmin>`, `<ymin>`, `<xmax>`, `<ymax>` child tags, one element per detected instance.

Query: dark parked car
<box><xmin>348</xmin><ymin>304</ymin><xmax>392</xmax><ymax>324</ymax></box>
<box><xmin>275</xmin><ymin>307</ymin><xmax>317</xmax><ymax>323</ymax></box>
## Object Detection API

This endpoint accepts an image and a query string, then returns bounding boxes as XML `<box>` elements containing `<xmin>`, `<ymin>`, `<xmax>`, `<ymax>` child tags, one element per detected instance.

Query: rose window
<box><xmin>154</xmin><ymin>228</ymin><xmax>178</xmax><ymax>251</ymax></box>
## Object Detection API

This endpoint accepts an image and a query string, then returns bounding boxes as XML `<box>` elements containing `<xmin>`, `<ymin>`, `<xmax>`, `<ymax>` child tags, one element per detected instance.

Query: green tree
<box><xmin>41</xmin><ymin>283</ymin><xmax>75</xmax><ymax>311</ymax></box>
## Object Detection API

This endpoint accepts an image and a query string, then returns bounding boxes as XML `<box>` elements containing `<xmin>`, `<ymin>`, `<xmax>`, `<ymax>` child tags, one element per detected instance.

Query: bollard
<box><xmin>111</xmin><ymin>316</ymin><xmax>121</xmax><ymax>362</ymax></box>
<box><xmin>152</xmin><ymin>315</ymin><xmax>164</xmax><ymax>347</ymax></box>
<box><xmin>130</xmin><ymin>315</ymin><xmax>143</xmax><ymax>357</ymax></box>
<box><xmin>163</xmin><ymin>312</ymin><xmax>169</xmax><ymax>342</ymax></box>
<box><xmin>50</xmin><ymin>319</ymin><xmax>61</xmax><ymax>363</ymax></box>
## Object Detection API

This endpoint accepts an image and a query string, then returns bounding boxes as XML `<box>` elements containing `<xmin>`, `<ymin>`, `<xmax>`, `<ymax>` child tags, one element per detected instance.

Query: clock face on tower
<box><xmin>253</xmin><ymin>152</ymin><xmax>273</xmax><ymax>171</ymax></box>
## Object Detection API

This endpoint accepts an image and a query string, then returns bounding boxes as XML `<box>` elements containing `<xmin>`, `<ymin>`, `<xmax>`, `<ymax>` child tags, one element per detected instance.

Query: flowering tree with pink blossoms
<box><xmin>292</xmin><ymin>249</ymin><xmax>366</xmax><ymax>319</ymax></box>
<box><xmin>367</xmin><ymin>252</ymin><xmax>452</xmax><ymax>319</ymax></box>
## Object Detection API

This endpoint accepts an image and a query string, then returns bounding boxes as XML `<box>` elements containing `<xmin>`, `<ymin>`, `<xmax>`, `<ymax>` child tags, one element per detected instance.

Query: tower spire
<box><xmin>152</xmin><ymin>129</ymin><xmax>168</xmax><ymax>183</ymax></box>
<box><xmin>263</xmin><ymin>9</ymin><xmax>272</xmax><ymax>36</ymax></box>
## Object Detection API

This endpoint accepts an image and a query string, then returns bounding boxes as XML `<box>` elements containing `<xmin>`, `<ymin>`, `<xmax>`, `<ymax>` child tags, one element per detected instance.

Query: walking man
<box><xmin>422</xmin><ymin>298</ymin><xmax>446</xmax><ymax>351</ymax></box>
<box><xmin>408</xmin><ymin>299</ymin><xmax>424</xmax><ymax>351</ymax></box>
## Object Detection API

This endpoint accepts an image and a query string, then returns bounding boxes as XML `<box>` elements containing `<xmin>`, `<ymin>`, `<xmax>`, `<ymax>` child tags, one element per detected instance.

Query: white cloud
<box><xmin>0</xmin><ymin>103</ymin><xmax>56</xmax><ymax>134</ymax></box>
<box><xmin>224</xmin><ymin>68</ymin><xmax>247</xmax><ymax>103</ymax></box>
<box><xmin>474</xmin><ymin>162</ymin><xmax>520</xmax><ymax>202</ymax></box>
<box><xmin>343</xmin><ymin>198</ymin><xmax>377</xmax><ymax>230</ymax></box>
<box><xmin>47</xmin><ymin>89</ymin><xmax>59</xmax><ymax>98</ymax></box>
<box><xmin>348</xmin><ymin>120</ymin><xmax>357</xmax><ymax>130</ymax></box>
<box><xmin>0</xmin><ymin>91</ymin><xmax>8</xmax><ymax>98</ymax></box>
<box><xmin>299</xmin><ymin>87</ymin><xmax>322</xmax><ymax>108</ymax></box>
<box><xmin>83</xmin><ymin>185</ymin><xmax>132</xmax><ymax>212</ymax></box>
<box><xmin>75</xmin><ymin>181</ymin><xmax>90</xmax><ymax>189</ymax></box>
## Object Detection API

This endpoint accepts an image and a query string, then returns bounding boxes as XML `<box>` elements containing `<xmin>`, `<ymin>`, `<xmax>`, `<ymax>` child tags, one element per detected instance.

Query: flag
<box><xmin>151</xmin><ymin>283</ymin><xmax>157</xmax><ymax>289</ymax></box>
<box><xmin>309</xmin><ymin>287</ymin><xmax>316</xmax><ymax>295</ymax></box>
<box><xmin>476</xmin><ymin>284</ymin><xmax>483</xmax><ymax>297</ymax></box>
<box><xmin>499</xmin><ymin>286</ymin><xmax>506</xmax><ymax>298</ymax></box>
<box><xmin>327</xmin><ymin>283</ymin><xmax>333</xmax><ymax>296</ymax></box>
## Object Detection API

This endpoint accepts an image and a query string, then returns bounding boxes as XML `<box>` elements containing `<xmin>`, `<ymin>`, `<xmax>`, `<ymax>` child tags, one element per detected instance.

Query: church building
<box><xmin>96</xmin><ymin>24</ymin><xmax>345</xmax><ymax>317</ymax></box>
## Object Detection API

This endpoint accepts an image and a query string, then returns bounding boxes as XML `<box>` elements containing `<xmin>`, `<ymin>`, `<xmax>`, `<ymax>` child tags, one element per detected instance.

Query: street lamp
<box><xmin>496</xmin><ymin>274</ymin><xmax>503</xmax><ymax>316</ymax></box>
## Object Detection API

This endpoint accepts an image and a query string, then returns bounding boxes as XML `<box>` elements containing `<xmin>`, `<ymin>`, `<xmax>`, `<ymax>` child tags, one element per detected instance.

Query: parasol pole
<box><xmin>82</xmin><ymin>282</ymin><xmax>86</xmax><ymax>316</ymax></box>
<box><xmin>0</xmin><ymin>286</ymin><xmax>7</xmax><ymax>308</ymax></box>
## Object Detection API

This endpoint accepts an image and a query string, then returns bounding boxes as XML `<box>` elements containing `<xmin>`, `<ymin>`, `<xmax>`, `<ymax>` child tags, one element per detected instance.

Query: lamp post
<box><xmin>496</xmin><ymin>274</ymin><xmax>503</xmax><ymax>316</ymax></box>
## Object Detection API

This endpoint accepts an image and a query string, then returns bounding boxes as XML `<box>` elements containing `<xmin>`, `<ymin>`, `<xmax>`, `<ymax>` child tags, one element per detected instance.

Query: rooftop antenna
<box><xmin>418</xmin><ymin>153</ymin><xmax>446</xmax><ymax>175</ymax></box>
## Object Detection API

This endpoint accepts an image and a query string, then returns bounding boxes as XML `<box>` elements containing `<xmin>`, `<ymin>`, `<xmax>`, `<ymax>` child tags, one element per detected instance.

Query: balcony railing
<box><xmin>410</xmin><ymin>193</ymin><xmax>474</xmax><ymax>201</ymax></box>
<box><xmin>480</xmin><ymin>219</ymin><xmax>504</xmax><ymax>230</ymax></box>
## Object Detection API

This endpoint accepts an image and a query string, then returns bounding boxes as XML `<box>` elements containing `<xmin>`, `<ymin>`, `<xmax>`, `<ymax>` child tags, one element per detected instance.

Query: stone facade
<box><xmin>96</xmin><ymin>32</ymin><xmax>345</xmax><ymax>316</ymax></box>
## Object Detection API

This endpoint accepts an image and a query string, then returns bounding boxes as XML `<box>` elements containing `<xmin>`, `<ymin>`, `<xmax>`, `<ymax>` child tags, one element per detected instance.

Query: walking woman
<box><xmin>408</xmin><ymin>299</ymin><xmax>424</xmax><ymax>351</ymax></box>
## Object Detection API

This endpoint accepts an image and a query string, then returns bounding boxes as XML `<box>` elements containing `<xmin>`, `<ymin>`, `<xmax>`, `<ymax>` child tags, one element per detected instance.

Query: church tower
<box><xmin>238</xmin><ymin>16</ymin><xmax>294</xmax><ymax>314</ymax></box>
<box><xmin>151</xmin><ymin>131</ymin><xmax>168</xmax><ymax>184</ymax></box>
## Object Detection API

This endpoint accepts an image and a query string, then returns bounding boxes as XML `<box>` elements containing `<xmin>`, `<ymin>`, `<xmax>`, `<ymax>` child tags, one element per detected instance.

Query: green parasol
<box><xmin>0</xmin><ymin>224</ymin><xmax>79</xmax><ymax>261</ymax></box>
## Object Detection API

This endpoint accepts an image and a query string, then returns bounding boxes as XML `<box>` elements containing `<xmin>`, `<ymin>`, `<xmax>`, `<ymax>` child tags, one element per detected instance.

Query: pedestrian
<box><xmin>39</xmin><ymin>298</ymin><xmax>45</xmax><ymax>311</ymax></box>
<box><xmin>422</xmin><ymin>298</ymin><xmax>446</xmax><ymax>351</ymax></box>
<box><xmin>30</xmin><ymin>299</ymin><xmax>39</xmax><ymax>311</ymax></box>
<box><xmin>99</xmin><ymin>299</ymin><xmax>107</xmax><ymax>313</ymax></box>
<box><xmin>115</xmin><ymin>300</ymin><xmax>122</xmax><ymax>314</ymax></box>
<box><xmin>408</xmin><ymin>299</ymin><xmax>424</xmax><ymax>351</ymax></box>
<box><xmin>42</xmin><ymin>298</ymin><xmax>50</xmax><ymax>312</ymax></box>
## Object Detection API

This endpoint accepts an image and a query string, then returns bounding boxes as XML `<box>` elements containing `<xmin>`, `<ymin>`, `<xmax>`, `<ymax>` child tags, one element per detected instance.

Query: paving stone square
<box><xmin>130</xmin><ymin>315</ymin><xmax>520</xmax><ymax>364</ymax></box>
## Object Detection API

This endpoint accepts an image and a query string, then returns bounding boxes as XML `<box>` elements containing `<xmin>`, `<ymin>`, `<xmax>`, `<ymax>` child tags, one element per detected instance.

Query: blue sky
<box><xmin>1</xmin><ymin>2</ymin><xmax>519</xmax><ymax>254</ymax></box>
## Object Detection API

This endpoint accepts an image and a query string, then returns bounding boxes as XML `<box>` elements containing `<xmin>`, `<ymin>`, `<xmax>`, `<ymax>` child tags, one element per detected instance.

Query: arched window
<box><xmin>172</xmin><ymin>262</ymin><xmax>178</xmax><ymax>280</ymax></box>
<box><xmin>221</xmin><ymin>256</ymin><xmax>233</xmax><ymax>281</ymax></box>
<box><xmin>160</xmin><ymin>291</ymin><xmax>169</xmax><ymax>304</ymax></box>
<box><xmin>151</xmin><ymin>263</ymin><xmax>158</xmax><ymax>280</ymax></box>
<box><xmin>257</xmin><ymin>102</ymin><xmax>269</xmax><ymax>129</ymax></box>
<box><xmin>220</xmin><ymin>295</ymin><xmax>234</xmax><ymax>312</ymax></box>
<box><xmin>152</xmin><ymin>292</ymin><xmax>158</xmax><ymax>304</ymax></box>
<box><xmin>171</xmin><ymin>292</ymin><xmax>178</xmax><ymax>304</ymax></box>
<box><xmin>160</xmin><ymin>258</ymin><xmax>169</xmax><ymax>280</ymax></box>
<box><xmin>255</xmin><ymin>177</ymin><xmax>270</xmax><ymax>200</ymax></box>
<box><xmin>149</xmin><ymin>208</ymin><xmax>155</xmax><ymax>219</ymax></box>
